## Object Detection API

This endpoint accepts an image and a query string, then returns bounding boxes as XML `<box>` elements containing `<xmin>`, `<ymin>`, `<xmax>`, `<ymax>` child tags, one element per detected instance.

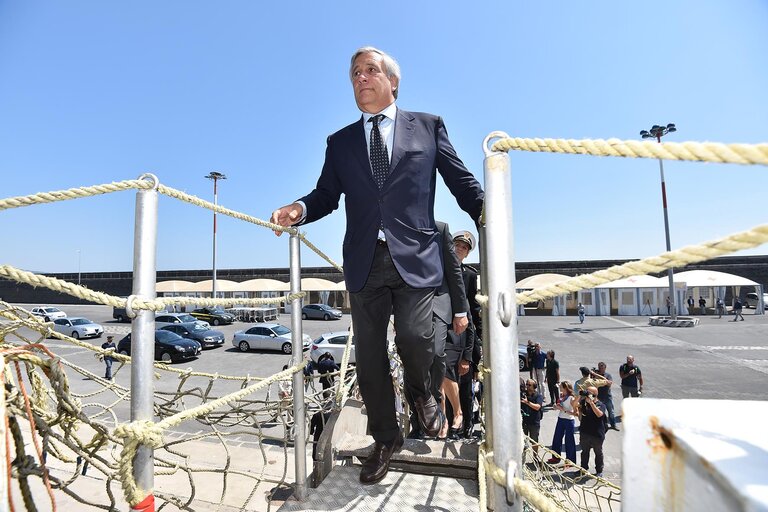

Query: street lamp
<box><xmin>640</xmin><ymin>123</ymin><xmax>677</xmax><ymax>318</ymax></box>
<box><xmin>204</xmin><ymin>171</ymin><xmax>227</xmax><ymax>299</ymax></box>
<box><xmin>77</xmin><ymin>249</ymin><xmax>81</xmax><ymax>286</ymax></box>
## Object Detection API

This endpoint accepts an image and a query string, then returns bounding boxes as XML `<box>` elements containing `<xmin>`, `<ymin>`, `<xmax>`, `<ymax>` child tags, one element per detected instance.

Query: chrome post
<box><xmin>482</xmin><ymin>132</ymin><xmax>521</xmax><ymax>511</ymax></box>
<box><xmin>130</xmin><ymin>173</ymin><xmax>159</xmax><ymax>500</ymax></box>
<box><xmin>289</xmin><ymin>231</ymin><xmax>307</xmax><ymax>499</ymax></box>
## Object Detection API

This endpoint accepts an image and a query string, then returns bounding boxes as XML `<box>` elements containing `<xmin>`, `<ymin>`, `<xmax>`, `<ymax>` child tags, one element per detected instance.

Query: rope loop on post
<box><xmin>138</xmin><ymin>173</ymin><xmax>160</xmax><ymax>190</ymax></box>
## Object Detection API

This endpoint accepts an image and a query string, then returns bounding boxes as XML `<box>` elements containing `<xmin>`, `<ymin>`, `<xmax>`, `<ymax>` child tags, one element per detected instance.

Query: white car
<box><xmin>309</xmin><ymin>331</ymin><xmax>355</xmax><ymax>364</ymax></box>
<box><xmin>52</xmin><ymin>317</ymin><xmax>104</xmax><ymax>339</ymax></box>
<box><xmin>31</xmin><ymin>306</ymin><xmax>67</xmax><ymax>322</ymax></box>
<box><xmin>744</xmin><ymin>292</ymin><xmax>768</xmax><ymax>310</ymax></box>
<box><xmin>232</xmin><ymin>323</ymin><xmax>311</xmax><ymax>354</ymax></box>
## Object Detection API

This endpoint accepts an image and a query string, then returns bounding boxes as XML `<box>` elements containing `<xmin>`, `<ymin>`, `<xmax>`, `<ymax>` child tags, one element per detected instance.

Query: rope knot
<box><xmin>114</xmin><ymin>420</ymin><xmax>164</xmax><ymax>449</ymax></box>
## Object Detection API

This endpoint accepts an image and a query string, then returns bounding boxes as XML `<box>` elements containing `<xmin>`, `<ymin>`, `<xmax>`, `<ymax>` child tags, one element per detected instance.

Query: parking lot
<box><xmin>5</xmin><ymin>302</ymin><xmax>768</xmax><ymax>484</ymax></box>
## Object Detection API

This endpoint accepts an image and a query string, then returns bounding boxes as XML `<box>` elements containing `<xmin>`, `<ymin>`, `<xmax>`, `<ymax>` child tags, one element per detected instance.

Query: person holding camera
<box><xmin>546</xmin><ymin>380</ymin><xmax>578</xmax><ymax>467</ymax></box>
<box><xmin>578</xmin><ymin>385</ymin><xmax>607</xmax><ymax>478</ymax></box>
<box><xmin>592</xmin><ymin>362</ymin><xmax>618</xmax><ymax>430</ymax></box>
<box><xmin>520</xmin><ymin>379</ymin><xmax>544</xmax><ymax>459</ymax></box>
<box><xmin>619</xmin><ymin>355</ymin><xmax>643</xmax><ymax>398</ymax></box>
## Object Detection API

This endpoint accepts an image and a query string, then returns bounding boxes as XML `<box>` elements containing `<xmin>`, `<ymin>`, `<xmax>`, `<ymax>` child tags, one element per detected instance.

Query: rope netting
<box><xmin>0</xmin><ymin>301</ymin><xmax>357</xmax><ymax>511</ymax></box>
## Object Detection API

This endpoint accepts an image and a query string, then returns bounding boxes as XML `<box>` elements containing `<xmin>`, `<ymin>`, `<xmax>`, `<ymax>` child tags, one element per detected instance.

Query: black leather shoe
<box><xmin>359</xmin><ymin>433</ymin><xmax>404</xmax><ymax>484</ymax></box>
<box><xmin>414</xmin><ymin>396</ymin><xmax>444</xmax><ymax>438</ymax></box>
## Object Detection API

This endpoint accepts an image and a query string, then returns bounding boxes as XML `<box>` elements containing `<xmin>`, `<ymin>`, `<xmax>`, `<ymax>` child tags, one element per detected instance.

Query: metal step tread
<box><xmin>336</xmin><ymin>433</ymin><xmax>479</xmax><ymax>469</ymax></box>
<box><xmin>278</xmin><ymin>466</ymin><xmax>479</xmax><ymax>512</ymax></box>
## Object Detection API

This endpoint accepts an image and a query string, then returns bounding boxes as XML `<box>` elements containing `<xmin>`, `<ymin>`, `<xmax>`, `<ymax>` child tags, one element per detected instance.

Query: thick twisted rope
<box><xmin>0</xmin><ymin>266</ymin><xmax>305</xmax><ymax>312</ymax></box>
<box><xmin>479</xmin><ymin>445</ymin><xmax>564</xmax><ymax>512</ymax></box>
<box><xmin>491</xmin><ymin>137</ymin><xmax>768</xmax><ymax>166</ymax></box>
<box><xmin>298</xmin><ymin>231</ymin><xmax>343</xmax><ymax>272</ymax></box>
<box><xmin>475</xmin><ymin>223</ymin><xmax>768</xmax><ymax>307</ymax></box>
<box><xmin>0</xmin><ymin>179</ymin><xmax>152</xmax><ymax>211</ymax></box>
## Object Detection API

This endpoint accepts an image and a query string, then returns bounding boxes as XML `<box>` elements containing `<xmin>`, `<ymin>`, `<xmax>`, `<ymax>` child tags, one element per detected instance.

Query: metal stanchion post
<box><xmin>483</xmin><ymin>133</ymin><xmax>522</xmax><ymax>511</ymax></box>
<box><xmin>289</xmin><ymin>231</ymin><xmax>307</xmax><ymax>500</ymax></box>
<box><xmin>130</xmin><ymin>174</ymin><xmax>159</xmax><ymax>505</ymax></box>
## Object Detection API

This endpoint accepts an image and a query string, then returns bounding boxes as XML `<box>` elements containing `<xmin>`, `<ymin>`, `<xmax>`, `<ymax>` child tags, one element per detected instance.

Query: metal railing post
<box><xmin>0</xmin><ymin>357</ymin><xmax>7</xmax><ymax>512</ymax></box>
<box><xmin>130</xmin><ymin>173</ymin><xmax>159</xmax><ymax>505</ymax></box>
<box><xmin>289</xmin><ymin>231</ymin><xmax>307</xmax><ymax>500</ymax></box>
<box><xmin>482</xmin><ymin>132</ymin><xmax>522</xmax><ymax>511</ymax></box>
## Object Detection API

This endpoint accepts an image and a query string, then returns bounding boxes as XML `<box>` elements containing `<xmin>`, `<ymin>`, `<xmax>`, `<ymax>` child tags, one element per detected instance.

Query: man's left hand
<box><xmin>452</xmin><ymin>316</ymin><xmax>468</xmax><ymax>335</ymax></box>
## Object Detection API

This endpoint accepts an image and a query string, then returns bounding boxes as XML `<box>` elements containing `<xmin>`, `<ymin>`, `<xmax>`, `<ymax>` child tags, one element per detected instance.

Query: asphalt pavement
<box><xmin>5</xmin><ymin>303</ymin><xmax>768</xmax><ymax>494</ymax></box>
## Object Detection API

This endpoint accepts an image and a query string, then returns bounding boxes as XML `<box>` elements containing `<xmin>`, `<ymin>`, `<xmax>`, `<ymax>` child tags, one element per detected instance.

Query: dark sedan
<box><xmin>117</xmin><ymin>330</ymin><xmax>201</xmax><ymax>363</ymax></box>
<box><xmin>189</xmin><ymin>307</ymin><xmax>236</xmax><ymax>326</ymax></box>
<box><xmin>301</xmin><ymin>304</ymin><xmax>343</xmax><ymax>321</ymax></box>
<box><xmin>160</xmin><ymin>323</ymin><xmax>225</xmax><ymax>349</ymax></box>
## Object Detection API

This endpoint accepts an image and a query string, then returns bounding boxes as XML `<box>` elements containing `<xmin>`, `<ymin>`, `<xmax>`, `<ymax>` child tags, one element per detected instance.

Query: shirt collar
<box><xmin>362</xmin><ymin>102</ymin><xmax>397</xmax><ymax>124</ymax></box>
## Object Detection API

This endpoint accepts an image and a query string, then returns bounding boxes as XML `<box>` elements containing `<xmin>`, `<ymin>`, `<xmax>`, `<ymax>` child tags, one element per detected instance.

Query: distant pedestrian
<box><xmin>532</xmin><ymin>343</ymin><xmax>546</xmax><ymax>390</ymax></box>
<box><xmin>317</xmin><ymin>352</ymin><xmax>340</xmax><ymax>399</ymax></box>
<box><xmin>578</xmin><ymin>386</ymin><xmax>607</xmax><ymax>478</ymax></box>
<box><xmin>544</xmin><ymin>350</ymin><xmax>560</xmax><ymax>406</ymax></box>
<box><xmin>687</xmin><ymin>296</ymin><xmax>694</xmax><ymax>314</ymax></box>
<box><xmin>716</xmin><ymin>297</ymin><xmax>726</xmax><ymax>319</ymax></box>
<box><xmin>732</xmin><ymin>297</ymin><xmax>745</xmax><ymax>321</ymax></box>
<box><xmin>526</xmin><ymin>340</ymin><xmax>536</xmax><ymax>380</ymax></box>
<box><xmin>699</xmin><ymin>296</ymin><xmax>706</xmax><ymax>315</ymax></box>
<box><xmin>577</xmin><ymin>303</ymin><xmax>586</xmax><ymax>324</ymax></box>
<box><xmin>520</xmin><ymin>379</ymin><xmax>544</xmax><ymax>460</ymax></box>
<box><xmin>101</xmin><ymin>335</ymin><xmax>116</xmax><ymax>380</ymax></box>
<box><xmin>547</xmin><ymin>380</ymin><xmax>578</xmax><ymax>466</ymax></box>
<box><xmin>665</xmin><ymin>296</ymin><xmax>672</xmax><ymax>316</ymax></box>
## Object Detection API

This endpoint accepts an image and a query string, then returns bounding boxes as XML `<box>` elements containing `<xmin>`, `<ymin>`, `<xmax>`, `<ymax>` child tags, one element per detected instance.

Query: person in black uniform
<box><xmin>453</xmin><ymin>230</ymin><xmax>483</xmax><ymax>437</ymax></box>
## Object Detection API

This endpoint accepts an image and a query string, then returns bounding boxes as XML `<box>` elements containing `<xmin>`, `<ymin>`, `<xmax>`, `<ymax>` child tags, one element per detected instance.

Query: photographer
<box><xmin>592</xmin><ymin>362</ymin><xmax>618</xmax><ymax>431</ymax></box>
<box><xmin>578</xmin><ymin>385</ymin><xmax>606</xmax><ymax>478</ymax></box>
<box><xmin>520</xmin><ymin>379</ymin><xmax>544</xmax><ymax>459</ymax></box>
<box><xmin>619</xmin><ymin>355</ymin><xmax>643</xmax><ymax>398</ymax></box>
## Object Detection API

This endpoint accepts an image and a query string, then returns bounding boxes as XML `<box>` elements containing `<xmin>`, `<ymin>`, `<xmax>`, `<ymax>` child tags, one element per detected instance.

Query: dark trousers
<box><xmin>458</xmin><ymin>371</ymin><xmax>474</xmax><ymax>433</ymax></box>
<box><xmin>350</xmin><ymin>243</ymin><xmax>435</xmax><ymax>444</ymax></box>
<box><xmin>404</xmin><ymin>314</ymin><xmax>448</xmax><ymax>435</ymax></box>
<box><xmin>547</xmin><ymin>379</ymin><xmax>559</xmax><ymax>405</ymax></box>
<box><xmin>580</xmin><ymin>433</ymin><xmax>604</xmax><ymax>473</ymax></box>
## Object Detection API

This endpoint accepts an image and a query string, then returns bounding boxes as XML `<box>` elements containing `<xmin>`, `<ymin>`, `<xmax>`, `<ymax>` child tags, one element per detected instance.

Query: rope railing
<box><xmin>473</xmin><ymin>223</ymin><xmax>768</xmax><ymax>308</ymax></box>
<box><xmin>490</xmin><ymin>137</ymin><xmax>768</xmax><ymax>166</ymax></box>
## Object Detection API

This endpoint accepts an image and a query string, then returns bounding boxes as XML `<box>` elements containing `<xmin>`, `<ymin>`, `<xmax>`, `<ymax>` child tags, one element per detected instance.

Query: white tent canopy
<box><xmin>673</xmin><ymin>270</ymin><xmax>758</xmax><ymax>287</ymax></box>
<box><xmin>596</xmin><ymin>275</ymin><xmax>666</xmax><ymax>289</ymax></box>
<box><xmin>516</xmin><ymin>273</ymin><xmax>571</xmax><ymax>288</ymax></box>
<box><xmin>235</xmin><ymin>279</ymin><xmax>290</xmax><ymax>292</ymax></box>
<box><xmin>156</xmin><ymin>280</ymin><xmax>194</xmax><ymax>293</ymax></box>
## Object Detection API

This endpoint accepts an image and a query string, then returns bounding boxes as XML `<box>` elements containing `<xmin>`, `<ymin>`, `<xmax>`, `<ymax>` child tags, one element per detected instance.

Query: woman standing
<box><xmin>547</xmin><ymin>380</ymin><xmax>579</xmax><ymax>465</ymax></box>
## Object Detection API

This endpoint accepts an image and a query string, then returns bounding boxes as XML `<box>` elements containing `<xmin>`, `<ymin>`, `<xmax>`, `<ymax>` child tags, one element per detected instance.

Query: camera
<box><xmin>579</xmin><ymin>390</ymin><xmax>594</xmax><ymax>399</ymax></box>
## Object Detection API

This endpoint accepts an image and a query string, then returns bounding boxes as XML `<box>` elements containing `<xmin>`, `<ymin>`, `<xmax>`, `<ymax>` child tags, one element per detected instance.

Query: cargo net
<box><xmin>0</xmin><ymin>301</ymin><xmax>357</xmax><ymax>511</ymax></box>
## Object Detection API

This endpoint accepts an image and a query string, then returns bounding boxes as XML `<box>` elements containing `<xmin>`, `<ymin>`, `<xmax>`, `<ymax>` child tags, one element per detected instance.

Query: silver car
<box><xmin>155</xmin><ymin>313</ymin><xmax>210</xmax><ymax>329</ymax></box>
<box><xmin>52</xmin><ymin>317</ymin><xmax>104</xmax><ymax>339</ymax></box>
<box><xmin>31</xmin><ymin>306</ymin><xmax>67</xmax><ymax>321</ymax></box>
<box><xmin>302</xmin><ymin>304</ymin><xmax>343</xmax><ymax>321</ymax></box>
<box><xmin>232</xmin><ymin>323</ymin><xmax>311</xmax><ymax>354</ymax></box>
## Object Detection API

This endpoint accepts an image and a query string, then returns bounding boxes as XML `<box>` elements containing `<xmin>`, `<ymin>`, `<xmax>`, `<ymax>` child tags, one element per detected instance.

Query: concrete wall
<box><xmin>1</xmin><ymin>256</ymin><xmax>765</xmax><ymax>305</ymax></box>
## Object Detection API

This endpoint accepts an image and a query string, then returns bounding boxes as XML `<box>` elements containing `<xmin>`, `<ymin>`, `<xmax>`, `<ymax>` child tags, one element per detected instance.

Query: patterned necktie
<box><xmin>369</xmin><ymin>114</ymin><xmax>389</xmax><ymax>189</ymax></box>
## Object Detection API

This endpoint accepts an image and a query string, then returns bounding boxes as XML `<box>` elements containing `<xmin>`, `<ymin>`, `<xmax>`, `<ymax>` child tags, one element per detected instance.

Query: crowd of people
<box><xmin>521</xmin><ymin>351</ymin><xmax>645</xmax><ymax>479</ymax></box>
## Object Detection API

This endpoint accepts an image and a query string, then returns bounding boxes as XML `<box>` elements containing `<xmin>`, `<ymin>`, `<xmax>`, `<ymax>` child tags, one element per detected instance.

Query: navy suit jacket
<box><xmin>299</xmin><ymin>108</ymin><xmax>484</xmax><ymax>292</ymax></box>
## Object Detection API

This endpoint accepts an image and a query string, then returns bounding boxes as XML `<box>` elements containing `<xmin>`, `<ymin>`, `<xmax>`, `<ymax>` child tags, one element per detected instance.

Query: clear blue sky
<box><xmin>1</xmin><ymin>2</ymin><xmax>766</xmax><ymax>275</ymax></box>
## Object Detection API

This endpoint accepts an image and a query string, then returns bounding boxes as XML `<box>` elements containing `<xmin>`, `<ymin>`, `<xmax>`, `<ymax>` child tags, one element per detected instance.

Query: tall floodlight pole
<box><xmin>640</xmin><ymin>123</ymin><xmax>677</xmax><ymax>318</ymax></box>
<box><xmin>77</xmin><ymin>249</ymin><xmax>81</xmax><ymax>285</ymax></box>
<box><xmin>205</xmin><ymin>172</ymin><xmax>227</xmax><ymax>299</ymax></box>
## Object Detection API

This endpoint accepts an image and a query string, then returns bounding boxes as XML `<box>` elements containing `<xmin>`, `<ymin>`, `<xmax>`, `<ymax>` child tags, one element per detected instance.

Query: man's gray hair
<box><xmin>349</xmin><ymin>46</ymin><xmax>401</xmax><ymax>99</ymax></box>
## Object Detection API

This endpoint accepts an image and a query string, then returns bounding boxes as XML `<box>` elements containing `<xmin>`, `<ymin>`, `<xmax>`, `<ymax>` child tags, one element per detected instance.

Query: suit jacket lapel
<box><xmin>389</xmin><ymin>108</ymin><xmax>415</xmax><ymax>177</ymax></box>
<box><xmin>349</xmin><ymin>116</ymin><xmax>371</xmax><ymax>176</ymax></box>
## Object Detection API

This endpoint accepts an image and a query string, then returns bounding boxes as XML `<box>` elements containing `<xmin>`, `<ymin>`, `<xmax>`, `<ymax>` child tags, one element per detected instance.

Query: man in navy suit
<box><xmin>271</xmin><ymin>46</ymin><xmax>484</xmax><ymax>484</ymax></box>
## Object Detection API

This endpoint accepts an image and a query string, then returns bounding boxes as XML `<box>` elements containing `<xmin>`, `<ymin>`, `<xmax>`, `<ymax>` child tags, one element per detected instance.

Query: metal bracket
<box><xmin>497</xmin><ymin>291</ymin><xmax>512</xmax><ymax>327</ymax></box>
<box><xmin>505</xmin><ymin>459</ymin><xmax>519</xmax><ymax>504</ymax></box>
<box><xmin>482</xmin><ymin>131</ymin><xmax>511</xmax><ymax>158</ymax></box>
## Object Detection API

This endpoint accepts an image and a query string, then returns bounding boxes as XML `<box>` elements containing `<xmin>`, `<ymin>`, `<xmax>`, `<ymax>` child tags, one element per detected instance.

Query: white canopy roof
<box><xmin>236</xmin><ymin>279</ymin><xmax>289</xmax><ymax>291</ymax></box>
<box><xmin>156</xmin><ymin>280</ymin><xmax>194</xmax><ymax>292</ymax></box>
<box><xmin>516</xmin><ymin>273</ymin><xmax>571</xmax><ymax>289</ymax></box>
<box><xmin>673</xmin><ymin>270</ymin><xmax>758</xmax><ymax>287</ymax></box>
<box><xmin>596</xmin><ymin>275</ymin><xmax>666</xmax><ymax>289</ymax></box>
<box><xmin>188</xmin><ymin>279</ymin><xmax>241</xmax><ymax>292</ymax></box>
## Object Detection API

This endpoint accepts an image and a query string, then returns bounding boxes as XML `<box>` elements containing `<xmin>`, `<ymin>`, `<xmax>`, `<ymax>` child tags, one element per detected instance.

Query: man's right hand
<box><xmin>270</xmin><ymin>202</ymin><xmax>304</xmax><ymax>236</ymax></box>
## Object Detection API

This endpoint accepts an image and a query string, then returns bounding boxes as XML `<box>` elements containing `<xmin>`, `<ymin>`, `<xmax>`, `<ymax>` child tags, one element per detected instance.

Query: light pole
<box><xmin>204</xmin><ymin>171</ymin><xmax>227</xmax><ymax>299</ymax></box>
<box><xmin>77</xmin><ymin>249</ymin><xmax>81</xmax><ymax>285</ymax></box>
<box><xmin>640</xmin><ymin>123</ymin><xmax>677</xmax><ymax>318</ymax></box>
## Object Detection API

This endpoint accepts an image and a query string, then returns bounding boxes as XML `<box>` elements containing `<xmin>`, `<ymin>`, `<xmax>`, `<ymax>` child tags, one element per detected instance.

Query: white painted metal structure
<box><xmin>623</xmin><ymin>399</ymin><xmax>768</xmax><ymax>511</ymax></box>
